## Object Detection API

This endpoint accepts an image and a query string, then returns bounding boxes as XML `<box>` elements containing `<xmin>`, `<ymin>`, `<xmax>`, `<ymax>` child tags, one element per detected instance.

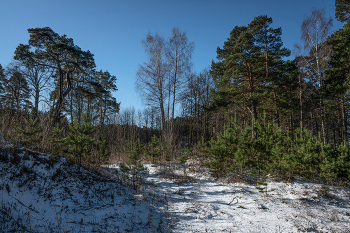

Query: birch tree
<box><xmin>135</xmin><ymin>32</ymin><xmax>168</xmax><ymax>135</ymax></box>
<box><xmin>166</xmin><ymin>28</ymin><xmax>194</xmax><ymax>135</ymax></box>
<box><xmin>295</xmin><ymin>8</ymin><xmax>333</xmax><ymax>144</ymax></box>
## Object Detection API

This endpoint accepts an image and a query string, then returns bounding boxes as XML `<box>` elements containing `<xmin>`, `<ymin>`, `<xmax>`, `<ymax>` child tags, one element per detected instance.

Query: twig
<box><xmin>228</xmin><ymin>196</ymin><xmax>237</xmax><ymax>205</ymax></box>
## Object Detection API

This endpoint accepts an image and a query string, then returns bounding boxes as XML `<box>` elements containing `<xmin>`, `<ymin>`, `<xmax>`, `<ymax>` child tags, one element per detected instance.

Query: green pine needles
<box><xmin>49</xmin><ymin>114</ymin><xmax>109</xmax><ymax>166</ymax></box>
<box><xmin>63</xmin><ymin>114</ymin><xmax>96</xmax><ymax>165</ymax></box>
<box><xmin>207</xmin><ymin>113</ymin><xmax>350</xmax><ymax>183</ymax></box>
<box><xmin>145</xmin><ymin>136</ymin><xmax>163</xmax><ymax>164</ymax></box>
<box><xmin>118</xmin><ymin>140</ymin><xmax>148</xmax><ymax>189</ymax></box>
<box><xmin>15</xmin><ymin>113</ymin><xmax>43</xmax><ymax>150</ymax></box>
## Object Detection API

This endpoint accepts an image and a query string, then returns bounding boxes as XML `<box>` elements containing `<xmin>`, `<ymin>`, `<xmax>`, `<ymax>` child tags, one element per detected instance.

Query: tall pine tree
<box><xmin>210</xmin><ymin>15</ymin><xmax>290</xmax><ymax>136</ymax></box>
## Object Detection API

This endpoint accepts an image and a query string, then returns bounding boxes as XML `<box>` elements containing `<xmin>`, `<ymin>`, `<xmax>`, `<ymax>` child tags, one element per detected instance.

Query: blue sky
<box><xmin>0</xmin><ymin>0</ymin><xmax>344</xmax><ymax>111</ymax></box>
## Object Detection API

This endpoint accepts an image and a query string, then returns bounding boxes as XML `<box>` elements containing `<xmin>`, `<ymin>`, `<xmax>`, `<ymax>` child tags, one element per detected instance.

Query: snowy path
<box><xmin>142</xmin><ymin>164</ymin><xmax>350</xmax><ymax>232</ymax></box>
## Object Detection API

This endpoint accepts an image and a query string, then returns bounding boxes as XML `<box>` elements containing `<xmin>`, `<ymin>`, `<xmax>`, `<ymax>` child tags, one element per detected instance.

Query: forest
<box><xmin>0</xmin><ymin>1</ymin><xmax>350</xmax><ymax>187</ymax></box>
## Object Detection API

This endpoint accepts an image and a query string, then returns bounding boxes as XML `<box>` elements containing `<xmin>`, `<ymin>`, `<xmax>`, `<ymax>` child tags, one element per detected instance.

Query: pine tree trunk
<box><xmin>341</xmin><ymin>97</ymin><xmax>347</xmax><ymax>141</ymax></box>
<box><xmin>311</xmin><ymin>111</ymin><xmax>314</xmax><ymax>135</ymax></box>
<box><xmin>320</xmin><ymin>101</ymin><xmax>327</xmax><ymax>145</ymax></box>
<box><xmin>251</xmin><ymin>100</ymin><xmax>257</xmax><ymax>138</ymax></box>
<box><xmin>53</xmin><ymin>67</ymin><xmax>72</xmax><ymax>126</ymax></box>
<box><xmin>34</xmin><ymin>89</ymin><xmax>40</xmax><ymax>118</ymax></box>
<box><xmin>333</xmin><ymin>121</ymin><xmax>337</xmax><ymax>149</ymax></box>
<box><xmin>337</xmin><ymin>104</ymin><xmax>342</xmax><ymax>144</ymax></box>
<box><xmin>299</xmin><ymin>74</ymin><xmax>303</xmax><ymax>124</ymax></box>
<box><xmin>273</xmin><ymin>92</ymin><xmax>280</xmax><ymax>127</ymax></box>
<box><xmin>70</xmin><ymin>92</ymin><xmax>73</xmax><ymax>124</ymax></box>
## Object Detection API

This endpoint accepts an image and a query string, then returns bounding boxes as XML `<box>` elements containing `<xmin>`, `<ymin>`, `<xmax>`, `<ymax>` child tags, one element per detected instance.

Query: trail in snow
<box><xmin>139</xmin><ymin>163</ymin><xmax>350</xmax><ymax>232</ymax></box>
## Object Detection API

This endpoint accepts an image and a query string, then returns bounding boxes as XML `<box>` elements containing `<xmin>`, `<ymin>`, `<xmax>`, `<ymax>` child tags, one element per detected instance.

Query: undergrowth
<box><xmin>205</xmin><ymin>114</ymin><xmax>350</xmax><ymax>186</ymax></box>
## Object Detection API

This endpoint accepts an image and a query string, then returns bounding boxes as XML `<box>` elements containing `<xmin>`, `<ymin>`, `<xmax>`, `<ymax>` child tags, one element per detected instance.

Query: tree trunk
<box><xmin>341</xmin><ymin>97</ymin><xmax>347</xmax><ymax>142</ymax></box>
<box><xmin>53</xmin><ymin>68</ymin><xmax>72</xmax><ymax>126</ymax></box>
<box><xmin>320</xmin><ymin>101</ymin><xmax>327</xmax><ymax>145</ymax></box>
<box><xmin>33</xmin><ymin>89</ymin><xmax>40</xmax><ymax>118</ymax></box>
<box><xmin>299</xmin><ymin>74</ymin><xmax>303</xmax><ymax>124</ymax></box>
<box><xmin>273</xmin><ymin>92</ymin><xmax>280</xmax><ymax>127</ymax></box>
<box><xmin>160</xmin><ymin>96</ymin><xmax>166</xmax><ymax>141</ymax></box>
<box><xmin>70</xmin><ymin>92</ymin><xmax>73</xmax><ymax>124</ymax></box>
<box><xmin>251</xmin><ymin>100</ymin><xmax>257</xmax><ymax>138</ymax></box>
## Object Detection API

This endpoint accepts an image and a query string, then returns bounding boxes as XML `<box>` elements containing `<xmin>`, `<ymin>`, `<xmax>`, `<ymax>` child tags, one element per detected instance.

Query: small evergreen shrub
<box><xmin>62</xmin><ymin>114</ymin><xmax>96</xmax><ymax>165</ymax></box>
<box><xmin>178</xmin><ymin>153</ymin><xmax>188</xmax><ymax>177</ymax></box>
<box><xmin>144</xmin><ymin>136</ymin><xmax>163</xmax><ymax>164</ymax></box>
<box><xmin>49</xmin><ymin>114</ymin><xmax>110</xmax><ymax>167</ymax></box>
<box><xmin>48</xmin><ymin>125</ymin><xmax>65</xmax><ymax>157</ymax></box>
<box><xmin>14</xmin><ymin>114</ymin><xmax>43</xmax><ymax>150</ymax></box>
<box><xmin>118</xmin><ymin>140</ymin><xmax>148</xmax><ymax>189</ymax></box>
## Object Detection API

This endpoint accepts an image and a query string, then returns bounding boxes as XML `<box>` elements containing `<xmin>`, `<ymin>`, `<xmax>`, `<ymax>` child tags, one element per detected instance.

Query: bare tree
<box><xmin>0</xmin><ymin>64</ymin><xmax>5</xmax><ymax>109</ymax></box>
<box><xmin>180</xmin><ymin>69</ymin><xmax>214</xmax><ymax>143</ymax></box>
<box><xmin>135</xmin><ymin>32</ymin><xmax>168</xmax><ymax>137</ymax></box>
<box><xmin>1</xmin><ymin>63</ymin><xmax>32</xmax><ymax>114</ymax></box>
<box><xmin>295</xmin><ymin>8</ymin><xmax>333</xmax><ymax>144</ymax></box>
<box><xmin>181</xmin><ymin>69</ymin><xmax>213</xmax><ymax>117</ymax></box>
<box><xmin>19</xmin><ymin>62</ymin><xmax>53</xmax><ymax>117</ymax></box>
<box><xmin>166</xmin><ymin>27</ymin><xmax>194</xmax><ymax>144</ymax></box>
<box><xmin>136</xmin><ymin>109</ymin><xmax>143</xmax><ymax>127</ymax></box>
<box><xmin>167</xmin><ymin>28</ymin><xmax>194</xmax><ymax>119</ymax></box>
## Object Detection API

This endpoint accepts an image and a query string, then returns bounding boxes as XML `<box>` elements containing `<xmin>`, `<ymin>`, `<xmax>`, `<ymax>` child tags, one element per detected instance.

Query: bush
<box><xmin>206</xmin><ymin>115</ymin><xmax>350</xmax><ymax>182</ymax></box>
<box><xmin>49</xmin><ymin>114</ymin><xmax>109</xmax><ymax>167</ymax></box>
<box><xmin>118</xmin><ymin>140</ymin><xmax>148</xmax><ymax>189</ymax></box>
<box><xmin>144</xmin><ymin>136</ymin><xmax>163</xmax><ymax>164</ymax></box>
<box><xmin>14</xmin><ymin>113</ymin><xmax>43</xmax><ymax>150</ymax></box>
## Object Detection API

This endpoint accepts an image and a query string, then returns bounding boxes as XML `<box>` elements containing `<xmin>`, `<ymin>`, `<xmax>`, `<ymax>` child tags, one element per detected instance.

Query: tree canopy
<box><xmin>14</xmin><ymin>27</ymin><xmax>96</xmax><ymax>125</ymax></box>
<box><xmin>210</xmin><ymin>15</ymin><xmax>291</xmax><ymax>134</ymax></box>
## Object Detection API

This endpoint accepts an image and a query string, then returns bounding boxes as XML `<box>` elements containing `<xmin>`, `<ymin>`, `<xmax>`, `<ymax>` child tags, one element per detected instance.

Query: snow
<box><xmin>0</xmin><ymin>136</ymin><xmax>349</xmax><ymax>232</ymax></box>
<box><xmin>143</xmin><ymin>164</ymin><xmax>350</xmax><ymax>232</ymax></box>
<box><xmin>0</xmin><ymin>145</ymin><xmax>167</xmax><ymax>232</ymax></box>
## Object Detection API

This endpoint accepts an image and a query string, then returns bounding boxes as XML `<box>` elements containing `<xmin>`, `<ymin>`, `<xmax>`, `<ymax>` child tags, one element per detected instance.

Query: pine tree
<box><xmin>15</xmin><ymin>114</ymin><xmax>43</xmax><ymax>150</ymax></box>
<box><xmin>14</xmin><ymin>27</ymin><xmax>95</xmax><ymax>125</ymax></box>
<box><xmin>0</xmin><ymin>64</ymin><xmax>5</xmax><ymax>94</ymax></box>
<box><xmin>325</xmin><ymin>22</ymin><xmax>350</xmax><ymax>142</ymax></box>
<box><xmin>62</xmin><ymin>114</ymin><xmax>96</xmax><ymax>165</ymax></box>
<box><xmin>145</xmin><ymin>136</ymin><xmax>163</xmax><ymax>164</ymax></box>
<box><xmin>0</xmin><ymin>64</ymin><xmax>5</xmax><ymax>112</ymax></box>
<box><xmin>90</xmin><ymin>70</ymin><xmax>119</xmax><ymax>127</ymax></box>
<box><xmin>119</xmin><ymin>140</ymin><xmax>148</xmax><ymax>189</ymax></box>
<box><xmin>335</xmin><ymin>0</ymin><xmax>350</xmax><ymax>23</ymax></box>
<box><xmin>210</xmin><ymin>16</ymin><xmax>290</xmax><ymax>137</ymax></box>
<box><xmin>48</xmin><ymin>125</ymin><xmax>65</xmax><ymax>157</ymax></box>
<box><xmin>271</xmin><ymin>60</ymin><xmax>299</xmax><ymax>131</ymax></box>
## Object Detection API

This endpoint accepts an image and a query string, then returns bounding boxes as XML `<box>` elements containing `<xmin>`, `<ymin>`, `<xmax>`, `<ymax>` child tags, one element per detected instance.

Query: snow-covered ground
<box><xmin>0</xmin><ymin>136</ymin><xmax>349</xmax><ymax>232</ymax></box>
<box><xmin>0</xmin><ymin>146</ymin><xmax>167</xmax><ymax>232</ymax></box>
<box><xmin>141</xmin><ymin>164</ymin><xmax>350</xmax><ymax>232</ymax></box>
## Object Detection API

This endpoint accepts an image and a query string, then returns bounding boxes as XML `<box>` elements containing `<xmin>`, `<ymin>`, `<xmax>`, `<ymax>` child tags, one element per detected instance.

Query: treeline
<box><xmin>0</xmin><ymin>1</ymin><xmax>350</xmax><ymax>183</ymax></box>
